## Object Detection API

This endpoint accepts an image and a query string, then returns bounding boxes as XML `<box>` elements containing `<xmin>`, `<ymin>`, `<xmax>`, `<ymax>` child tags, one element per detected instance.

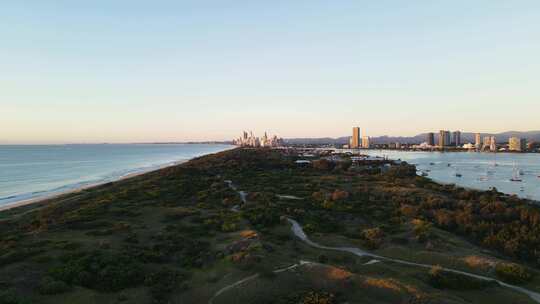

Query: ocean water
<box><xmin>357</xmin><ymin>150</ymin><xmax>540</xmax><ymax>201</ymax></box>
<box><xmin>0</xmin><ymin>144</ymin><xmax>233</xmax><ymax>208</ymax></box>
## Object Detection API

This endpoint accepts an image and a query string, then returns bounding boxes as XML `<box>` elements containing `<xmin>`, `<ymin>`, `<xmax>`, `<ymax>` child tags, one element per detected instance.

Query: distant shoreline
<box><xmin>0</xmin><ymin>145</ymin><xmax>235</xmax><ymax>212</ymax></box>
<box><xmin>0</xmin><ymin>142</ymin><xmax>232</xmax><ymax>146</ymax></box>
<box><xmin>0</xmin><ymin>160</ymin><xmax>187</xmax><ymax>212</ymax></box>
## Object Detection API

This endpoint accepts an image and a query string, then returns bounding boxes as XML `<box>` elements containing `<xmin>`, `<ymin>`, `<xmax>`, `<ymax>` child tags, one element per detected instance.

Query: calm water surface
<box><xmin>0</xmin><ymin>144</ymin><xmax>233</xmax><ymax>207</ymax></box>
<box><xmin>360</xmin><ymin>150</ymin><xmax>540</xmax><ymax>201</ymax></box>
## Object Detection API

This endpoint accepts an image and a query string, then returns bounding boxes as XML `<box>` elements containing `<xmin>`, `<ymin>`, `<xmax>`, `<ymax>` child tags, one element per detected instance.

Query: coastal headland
<box><xmin>2</xmin><ymin>148</ymin><xmax>540</xmax><ymax>304</ymax></box>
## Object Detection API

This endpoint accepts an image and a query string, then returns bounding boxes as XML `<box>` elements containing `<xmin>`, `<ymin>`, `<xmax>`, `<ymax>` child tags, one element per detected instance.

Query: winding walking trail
<box><xmin>288</xmin><ymin>218</ymin><xmax>540</xmax><ymax>303</ymax></box>
<box><xmin>208</xmin><ymin>261</ymin><xmax>313</xmax><ymax>304</ymax></box>
<box><xmin>222</xmin><ymin>180</ymin><xmax>540</xmax><ymax>303</ymax></box>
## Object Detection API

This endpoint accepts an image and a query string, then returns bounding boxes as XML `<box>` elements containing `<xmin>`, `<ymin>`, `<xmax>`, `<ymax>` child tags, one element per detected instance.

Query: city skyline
<box><xmin>343</xmin><ymin>126</ymin><xmax>538</xmax><ymax>150</ymax></box>
<box><xmin>2</xmin><ymin>1</ymin><xmax>540</xmax><ymax>144</ymax></box>
<box><xmin>2</xmin><ymin>128</ymin><xmax>540</xmax><ymax>145</ymax></box>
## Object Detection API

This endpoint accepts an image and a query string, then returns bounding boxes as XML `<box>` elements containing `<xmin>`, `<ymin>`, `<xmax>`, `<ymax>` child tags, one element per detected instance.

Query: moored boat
<box><xmin>510</xmin><ymin>162</ymin><xmax>522</xmax><ymax>182</ymax></box>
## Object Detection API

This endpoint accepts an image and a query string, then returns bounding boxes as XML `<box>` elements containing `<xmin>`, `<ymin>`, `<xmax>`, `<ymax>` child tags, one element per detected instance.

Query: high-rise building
<box><xmin>427</xmin><ymin>133</ymin><xmax>435</xmax><ymax>146</ymax></box>
<box><xmin>475</xmin><ymin>133</ymin><xmax>481</xmax><ymax>150</ymax></box>
<box><xmin>528</xmin><ymin>141</ymin><xmax>540</xmax><ymax>151</ymax></box>
<box><xmin>438</xmin><ymin>130</ymin><xmax>451</xmax><ymax>147</ymax></box>
<box><xmin>483</xmin><ymin>136</ymin><xmax>497</xmax><ymax>152</ymax></box>
<box><xmin>233</xmin><ymin>131</ymin><xmax>282</xmax><ymax>147</ymax></box>
<box><xmin>361</xmin><ymin>136</ymin><xmax>370</xmax><ymax>149</ymax></box>
<box><xmin>453</xmin><ymin>131</ymin><xmax>461</xmax><ymax>147</ymax></box>
<box><xmin>351</xmin><ymin>127</ymin><xmax>361</xmax><ymax>149</ymax></box>
<box><xmin>482</xmin><ymin>136</ymin><xmax>491</xmax><ymax>151</ymax></box>
<box><xmin>490</xmin><ymin>136</ymin><xmax>497</xmax><ymax>152</ymax></box>
<box><xmin>509</xmin><ymin>137</ymin><xmax>527</xmax><ymax>152</ymax></box>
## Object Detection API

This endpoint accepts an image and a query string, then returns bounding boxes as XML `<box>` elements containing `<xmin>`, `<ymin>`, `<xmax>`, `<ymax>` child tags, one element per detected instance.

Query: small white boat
<box><xmin>510</xmin><ymin>162</ymin><xmax>522</xmax><ymax>182</ymax></box>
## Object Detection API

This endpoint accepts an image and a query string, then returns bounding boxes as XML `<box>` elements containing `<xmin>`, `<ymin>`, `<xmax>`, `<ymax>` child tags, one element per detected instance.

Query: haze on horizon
<box><xmin>1</xmin><ymin>1</ymin><xmax>539</xmax><ymax>144</ymax></box>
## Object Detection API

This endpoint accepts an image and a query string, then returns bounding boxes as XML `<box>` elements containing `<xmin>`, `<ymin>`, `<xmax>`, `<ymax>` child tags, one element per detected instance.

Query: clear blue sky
<box><xmin>2</xmin><ymin>1</ymin><xmax>539</xmax><ymax>144</ymax></box>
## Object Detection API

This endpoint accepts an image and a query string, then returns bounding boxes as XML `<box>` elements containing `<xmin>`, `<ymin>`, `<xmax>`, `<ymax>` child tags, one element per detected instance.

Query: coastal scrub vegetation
<box><xmin>1</xmin><ymin>148</ymin><xmax>540</xmax><ymax>303</ymax></box>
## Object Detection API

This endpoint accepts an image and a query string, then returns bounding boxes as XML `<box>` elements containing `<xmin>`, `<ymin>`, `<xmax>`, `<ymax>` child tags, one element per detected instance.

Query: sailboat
<box><xmin>510</xmin><ymin>162</ymin><xmax>522</xmax><ymax>182</ymax></box>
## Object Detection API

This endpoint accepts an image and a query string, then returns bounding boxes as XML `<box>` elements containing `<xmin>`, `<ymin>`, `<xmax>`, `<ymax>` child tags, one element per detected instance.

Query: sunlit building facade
<box><xmin>233</xmin><ymin>131</ymin><xmax>283</xmax><ymax>147</ymax></box>
<box><xmin>509</xmin><ymin>137</ymin><xmax>527</xmax><ymax>152</ymax></box>
<box><xmin>351</xmin><ymin>127</ymin><xmax>361</xmax><ymax>149</ymax></box>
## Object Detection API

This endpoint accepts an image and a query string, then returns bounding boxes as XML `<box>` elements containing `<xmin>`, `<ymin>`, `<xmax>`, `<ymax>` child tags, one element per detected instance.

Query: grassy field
<box><xmin>1</xmin><ymin>148</ymin><xmax>539</xmax><ymax>303</ymax></box>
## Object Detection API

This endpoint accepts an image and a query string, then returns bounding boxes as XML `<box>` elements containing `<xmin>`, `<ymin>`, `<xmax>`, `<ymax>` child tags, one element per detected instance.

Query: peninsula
<box><xmin>2</xmin><ymin>148</ymin><xmax>540</xmax><ymax>304</ymax></box>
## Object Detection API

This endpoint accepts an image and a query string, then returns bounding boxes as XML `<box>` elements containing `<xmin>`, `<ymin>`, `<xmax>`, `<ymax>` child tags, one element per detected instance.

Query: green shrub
<box><xmin>362</xmin><ymin>227</ymin><xmax>384</xmax><ymax>249</ymax></box>
<box><xmin>221</xmin><ymin>221</ymin><xmax>237</xmax><ymax>232</ymax></box>
<box><xmin>412</xmin><ymin>219</ymin><xmax>432</xmax><ymax>243</ymax></box>
<box><xmin>277</xmin><ymin>290</ymin><xmax>337</xmax><ymax>304</ymax></box>
<box><xmin>49</xmin><ymin>251</ymin><xmax>144</xmax><ymax>292</ymax></box>
<box><xmin>495</xmin><ymin>263</ymin><xmax>533</xmax><ymax>284</ymax></box>
<box><xmin>144</xmin><ymin>268</ymin><xmax>190</xmax><ymax>303</ymax></box>
<box><xmin>243</xmin><ymin>208</ymin><xmax>280</xmax><ymax>228</ymax></box>
<box><xmin>0</xmin><ymin>289</ymin><xmax>29</xmax><ymax>304</ymax></box>
<box><xmin>38</xmin><ymin>276</ymin><xmax>70</xmax><ymax>295</ymax></box>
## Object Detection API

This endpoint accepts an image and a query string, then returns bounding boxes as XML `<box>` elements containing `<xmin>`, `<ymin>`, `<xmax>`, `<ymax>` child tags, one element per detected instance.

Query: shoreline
<box><xmin>0</xmin><ymin>161</ymin><xmax>186</xmax><ymax>212</ymax></box>
<box><xmin>0</xmin><ymin>145</ymin><xmax>235</xmax><ymax>213</ymax></box>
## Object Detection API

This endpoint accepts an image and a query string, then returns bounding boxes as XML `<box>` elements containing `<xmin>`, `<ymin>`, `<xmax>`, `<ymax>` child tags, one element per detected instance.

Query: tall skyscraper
<box><xmin>490</xmin><ymin>136</ymin><xmax>497</xmax><ymax>152</ymax></box>
<box><xmin>475</xmin><ymin>133</ymin><xmax>481</xmax><ymax>150</ymax></box>
<box><xmin>351</xmin><ymin>127</ymin><xmax>361</xmax><ymax>149</ymax></box>
<box><xmin>482</xmin><ymin>136</ymin><xmax>491</xmax><ymax>151</ymax></box>
<box><xmin>361</xmin><ymin>136</ymin><xmax>370</xmax><ymax>148</ymax></box>
<box><xmin>438</xmin><ymin>130</ymin><xmax>450</xmax><ymax>147</ymax></box>
<box><xmin>483</xmin><ymin>136</ymin><xmax>497</xmax><ymax>152</ymax></box>
<box><xmin>427</xmin><ymin>133</ymin><xmax>435</xmax><ymax>146</ymax></box>
<box><xmin>453</xmin><ymin>131</ymin><xmax>461</xmax><ymax>147</ymax></box>
<box><xmin>233</xmin><ymin>131</ymin><xmax>283</xmax><ymax>147</ymax></box>
<box><xmin>509</xmin><ymin>137</ymin><xmax>527</xmax><ymax>151</ymax></box>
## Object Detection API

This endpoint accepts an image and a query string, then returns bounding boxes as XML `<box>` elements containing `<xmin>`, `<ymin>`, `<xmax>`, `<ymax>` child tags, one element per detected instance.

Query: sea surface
<box><xmin>358</xmin><ymin>150</ymin><xmax>540</xmax><ymax>202</ymax></box>
<box><xmin>0</xmin><ymin>144</ymin><xmax>233</xmax><ymax>208</ymax></box>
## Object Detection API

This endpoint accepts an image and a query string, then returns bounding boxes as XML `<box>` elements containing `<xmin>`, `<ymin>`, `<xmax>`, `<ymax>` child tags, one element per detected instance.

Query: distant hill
<box><xmin>284</xmin><ymin>131</ymin><xmax>540</xmax><ymax>145</ymax></box>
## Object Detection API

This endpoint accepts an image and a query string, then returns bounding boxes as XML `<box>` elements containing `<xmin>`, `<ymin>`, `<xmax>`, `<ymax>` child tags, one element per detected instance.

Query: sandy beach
<box><xmin>0</xmin><ymin>160</ymin><xmax>186</xmax><ymax>212</ymax></box>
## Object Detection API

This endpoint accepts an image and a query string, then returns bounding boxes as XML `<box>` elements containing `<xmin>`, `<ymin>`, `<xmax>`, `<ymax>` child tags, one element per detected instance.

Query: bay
<box><xmin>358</xmin><ymin>150</ymin><xmax>540</xmax><ymax>201</ymax></box>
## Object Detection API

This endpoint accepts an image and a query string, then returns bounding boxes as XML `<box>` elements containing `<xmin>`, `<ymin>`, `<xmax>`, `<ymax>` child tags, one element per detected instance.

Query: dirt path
<box><xmin>288</xmin><ymin>218</ymin><xmax>540</xmax><ymax>303</ymax></box>
<box><xmin>223</xmin><ymin>180</ymin><xmax>540</xmax><ymax>303</ymax></box>
<box><xmin>208</xmin><ymin>261</ymin><xmax>313</xmax><ymax>304</ymax></box>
